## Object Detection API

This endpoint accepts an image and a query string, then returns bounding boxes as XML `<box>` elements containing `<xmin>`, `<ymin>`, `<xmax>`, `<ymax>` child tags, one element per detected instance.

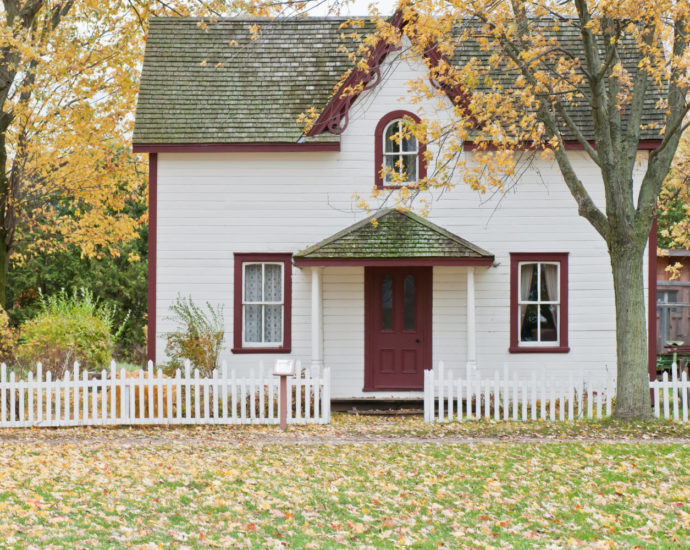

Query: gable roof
<box><xmin>133</xmin><ymin>15</ymin><xmax>666</xmax><ymax>148</ymax></box>
<box><xmin>134</xmin><ymin>17</ymin><xmax>372</xmax><ymax>146</ymax></box>
<box><xmin>293</xmin><ymin>209</ymin><xmax>494</xmax><ymax>264</ymax></box>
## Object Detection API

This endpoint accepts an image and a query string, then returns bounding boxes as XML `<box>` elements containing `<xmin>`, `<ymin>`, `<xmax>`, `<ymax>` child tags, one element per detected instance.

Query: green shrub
<box><xmin>164</xmin><ymin>295</ymin><xmax>224</xmax><ymax>375</ymax></box>
<box><xmin>17</xmin><ymin>288</ymin><xmax>127</xmax><ymax>378</ymax></box>
<box><xmin>0</xmin><ymin>305</ymin><xmax>16</xmax><ymax>364</ymax></box>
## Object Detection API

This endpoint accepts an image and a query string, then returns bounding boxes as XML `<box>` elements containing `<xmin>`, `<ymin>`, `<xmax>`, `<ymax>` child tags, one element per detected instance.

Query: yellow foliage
<box><xmin>0</xmin><ymin>305</ymin><xmax>16</xmax><ymax>364</ymax></box>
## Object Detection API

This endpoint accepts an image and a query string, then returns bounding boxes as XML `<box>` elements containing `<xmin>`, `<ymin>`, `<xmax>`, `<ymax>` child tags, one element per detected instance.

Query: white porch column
<box><xmin>311</xmin><ymin>267</ymin><xmax>324</xmax><ymax>373</ymax></box>
<box><xmin>466</xmin><ymin>267</ymin><xmax>477</xmax><ymax>371</ymax></box>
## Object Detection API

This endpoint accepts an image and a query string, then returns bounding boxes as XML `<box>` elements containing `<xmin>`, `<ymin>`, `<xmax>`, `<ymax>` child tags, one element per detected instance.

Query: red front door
<box><xmin>364</xmin><ymin>266</ymin><xmax>432</xmax><ymax>391</ymax></box>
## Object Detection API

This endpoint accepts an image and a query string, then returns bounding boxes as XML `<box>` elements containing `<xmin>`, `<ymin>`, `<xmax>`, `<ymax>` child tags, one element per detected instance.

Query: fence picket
<box><xmin>46</xmin><ymin>371</ymin><xmax>53</xmax><ymax>424</ymax></box>
<box><xmin>37</xmin><ymin>364</ymin><xmax>43</xmax><ymax>423</ymax></box>
<box><xmin>483</xmin><ymin>376</ymin><xmax>490</xmax><ymax>419</ymax></box>
<box><xmin>171</xmin><ymin>369</ymin><xmax>182</xmax><ymax>423</ymax></box>
<box><xmin>672</xmin><ymin>363</ymin><xmax>679</xmax><ymax>422</ymax></box>
<box><xmin>222</xmin><ymin>362</ymin><xmax>228</xmax><ymax>421</ymax></box>
<box><xmin>662</xmin><ymin>371</ymin><xmax>670</xmax><ymax>421</ymax></box>
<box><xmin>681</xmin><ymin>371</ymin><xmax>688</xmax><ymax>423</ymax></box>
<box><xmin>258</xmin><ymin>362</ymin><xmax>265</xmax><ymax>422</ymax></box>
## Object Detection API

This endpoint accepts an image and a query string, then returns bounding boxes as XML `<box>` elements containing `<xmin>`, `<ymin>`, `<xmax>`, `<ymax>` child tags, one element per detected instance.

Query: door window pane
<box><xmin>404</xmin><ymin>274</ymin><xmax>415</xmax><ymax>330</ymax></box>
<box><xmin>382</xmin><ymin>275</ymin><xmax>393</xmax><ymax>330</ymax></box>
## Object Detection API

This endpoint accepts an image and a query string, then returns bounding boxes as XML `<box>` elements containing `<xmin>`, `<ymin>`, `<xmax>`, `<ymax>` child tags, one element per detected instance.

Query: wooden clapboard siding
<box><xmin>153</xmin><ymin>46</ymin><xmax>650</xmax><ymax>398</ymax></box>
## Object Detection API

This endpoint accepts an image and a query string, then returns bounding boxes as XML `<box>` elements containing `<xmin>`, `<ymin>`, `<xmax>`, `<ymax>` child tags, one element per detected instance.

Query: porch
<box><xmin>293</xmin><ymin>209</ymin><xmax>495</xmax><ymax>398</ymax></box>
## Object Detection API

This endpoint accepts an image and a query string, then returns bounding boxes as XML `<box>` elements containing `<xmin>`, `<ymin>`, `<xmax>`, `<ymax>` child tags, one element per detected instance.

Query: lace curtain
<box><xmin>243</xmin><ymin>263</ymin><xmax>283</xmax><ymax>344</ymax></box>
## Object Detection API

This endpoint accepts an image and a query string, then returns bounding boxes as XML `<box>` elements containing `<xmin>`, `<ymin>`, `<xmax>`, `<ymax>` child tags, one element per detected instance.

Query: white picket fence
<box><xmin>425</xmin><ymin>362</ymin><xmax>616</xmax><ymax>423</ymax></box>
<box><xmin>425</xmin><ymin>362</ymin><xmax>690</xmax><ymax>423</ymax></box>
<box><xmin>650</xmin><ymin>366</ymin><xmax>690</xmax><ymax>422</ymax></box>
<box><xmin>0</xmin><ymin>360</ymin><xmax>330</xmax><ymax>428</ymax></box>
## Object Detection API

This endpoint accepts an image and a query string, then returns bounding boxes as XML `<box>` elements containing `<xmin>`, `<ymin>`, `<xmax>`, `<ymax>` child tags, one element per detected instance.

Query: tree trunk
<box><xmin>0</xmin><ymin>232</ymin><xmax>6</xmax><ymax>308</ymax></box>
<box><xmin>610</xmin><ymin>241</ymin><xmax>653</xmax><ymax>419</ymax></box>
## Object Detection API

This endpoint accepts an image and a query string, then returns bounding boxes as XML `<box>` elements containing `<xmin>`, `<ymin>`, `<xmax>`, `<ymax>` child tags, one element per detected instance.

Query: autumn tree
<box><xmin>357</xmin><ymin>1</ymin><xmax>689</xmax><ymax>419</ymax></box>
<box><xmin>0</xmin><ymin>0</ymin><xmax>321</xmax><ymax>309</ymax></box>
<box><xmin>658</xmin><ymin>129</ymin><xmax>690</xmax><ymax>259</ymax></box>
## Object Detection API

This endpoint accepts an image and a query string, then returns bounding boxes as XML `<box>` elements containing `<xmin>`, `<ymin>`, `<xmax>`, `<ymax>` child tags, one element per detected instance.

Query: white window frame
<box><xmin>241</xmin><ymin>262</ymin><xmax>285</xmax><ymax>348</ymax></box>
<box><xmin>382</xmin><ymin>118</ymin><xmax>419</xmax><ymax>185</ymax></box>
<box><xmin>517</xmin><ymin>261</ymin><xmax>561</xmax><ymax>347</ymax></box>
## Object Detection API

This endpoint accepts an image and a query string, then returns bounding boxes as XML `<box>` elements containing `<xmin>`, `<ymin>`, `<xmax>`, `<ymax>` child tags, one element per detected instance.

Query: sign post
<box><xmin>273</xmin><ymin>359</ymin><xmax>296</xmax><ymax>430</ymax></box>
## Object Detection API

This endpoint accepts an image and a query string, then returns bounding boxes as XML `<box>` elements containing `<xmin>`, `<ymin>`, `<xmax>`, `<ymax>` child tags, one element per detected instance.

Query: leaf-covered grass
<box><xmin>0</xmin><ymin>416</ymin><xmax>689</xmax><ymax>548</ymax></box>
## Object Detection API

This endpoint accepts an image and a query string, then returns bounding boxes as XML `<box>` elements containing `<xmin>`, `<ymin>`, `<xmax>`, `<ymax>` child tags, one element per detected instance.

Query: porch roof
<box><xmin>293</xmin><ymin>209</ymin><xmax>494</xmax><ymax>267</ymax></box>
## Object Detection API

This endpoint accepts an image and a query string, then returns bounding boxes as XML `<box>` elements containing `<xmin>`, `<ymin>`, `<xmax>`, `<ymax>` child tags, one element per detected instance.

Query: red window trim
<box><xmin>374</xmin><ymin>110</ymin><xmax>428</xmax><ymax>189</ymax></box>
<box><xmin>232</xmin><ymin>253</ymin><xmax>292</xmax><ymax>354</ymax></box>
<box><xmin>509</xmin><ymin>252</ymin><xmax>569</xmax><ymax>353</ymax></box>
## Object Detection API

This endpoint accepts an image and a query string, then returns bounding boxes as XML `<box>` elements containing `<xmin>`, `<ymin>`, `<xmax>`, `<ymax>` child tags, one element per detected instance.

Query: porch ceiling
<box><xmin>293</xmin><ymin>209</ymin><xmax>494</xmax><ymax>267</ymax></box>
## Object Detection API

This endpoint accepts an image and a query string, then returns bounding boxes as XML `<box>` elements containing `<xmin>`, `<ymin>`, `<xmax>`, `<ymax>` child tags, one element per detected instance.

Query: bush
<box><xmin>164</xmin><ymin>295</ymin><xmax>224</xmax><ymax>376</ymax></box>
<box><xmin>16</xmin><ymin>288</ymin><xmax>127</xmax><ymax>378</ymax></box>
<box><xmin>0</xmin><ymin>305</ymin><xmax>17</xmax><ymax>364</ymax></box>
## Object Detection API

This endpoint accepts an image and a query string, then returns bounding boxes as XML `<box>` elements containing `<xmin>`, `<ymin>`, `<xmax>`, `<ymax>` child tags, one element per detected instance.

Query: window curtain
<box><xmin>520</xmin><ymin>264</ymin><xmax>534</xmax><ymax>326</ymax></box>
<box><xmin>543</xmin><ymin>264</ymin><xmax>559</xmax><ymax>303</ymax></box>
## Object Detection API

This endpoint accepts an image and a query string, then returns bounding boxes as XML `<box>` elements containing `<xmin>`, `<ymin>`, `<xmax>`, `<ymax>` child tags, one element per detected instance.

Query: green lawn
<box><xmin>0</xmin><ymin>417</ymin><xmax>688</xmax><ymax>548</ymax></box>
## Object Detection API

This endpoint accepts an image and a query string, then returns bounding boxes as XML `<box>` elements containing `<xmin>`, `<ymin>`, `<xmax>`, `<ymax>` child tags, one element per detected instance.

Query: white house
<box><xmin>133</xmin><ymin>15</ymin><xmax>659</xmax><ymax>400</ymax></box>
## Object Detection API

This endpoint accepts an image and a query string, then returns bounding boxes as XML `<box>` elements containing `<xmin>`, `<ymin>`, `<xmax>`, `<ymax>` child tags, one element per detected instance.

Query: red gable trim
<box><xmin>133</xmin><ymin>142</ymin><xmax>340</xmax><ymax>153</ymax></box>
<box><xmin>307</xmin><ymin>11</ymin><xmax>472</xmax><ymax>137</ymax></box>
<box><xmin>293</xmin><ymin>257</ymin><xmax>493</xmax><ymax>267</ymax></box>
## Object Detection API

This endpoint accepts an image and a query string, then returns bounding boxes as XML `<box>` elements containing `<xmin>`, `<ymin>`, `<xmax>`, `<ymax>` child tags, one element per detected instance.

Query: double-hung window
<box><xmin>510</xmin><ymin>253</ymin><xmax>569</xmax><ymax>353</ymax></box>
<box><xmin>374</xmin><ymin>110</ymin><xmax>427</xmax><ymax>189</ymax></box>
<box><xmin>233</xmin><ymin>253</ymin><xmax>292</xmax><ymax>353</ymax></box>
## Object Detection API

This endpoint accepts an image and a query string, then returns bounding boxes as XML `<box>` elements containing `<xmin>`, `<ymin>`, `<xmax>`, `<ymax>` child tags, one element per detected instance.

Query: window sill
<box><xmin>377</xmin><ymin>183</ymin><xmax>419</xmax><ymax>190</ymax></box>
<box><xmin>231</xmin><ymin>347</ymin><xmax>291</xmax><ymax>354</ymax></box>
<box><xmin>509</xmin><ymin>345</ymin><xmax>570</xmax><ymax>354</ymax></box>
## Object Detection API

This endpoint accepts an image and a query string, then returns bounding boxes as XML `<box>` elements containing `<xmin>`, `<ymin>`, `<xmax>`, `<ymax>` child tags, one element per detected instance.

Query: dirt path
<box><xmin>0</xmin><ymin>429</ymin><xmax>688</xmax><ymax>446</ymax></box>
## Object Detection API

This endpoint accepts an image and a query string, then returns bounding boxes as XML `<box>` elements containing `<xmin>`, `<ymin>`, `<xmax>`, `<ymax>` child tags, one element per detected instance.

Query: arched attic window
<box><xmin>374</xmin><ymin>110</ymin><xmax>427</xmax><ymax>189</ymax></box>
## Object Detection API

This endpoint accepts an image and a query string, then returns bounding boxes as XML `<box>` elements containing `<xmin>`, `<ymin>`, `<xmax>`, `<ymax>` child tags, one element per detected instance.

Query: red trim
<box><xmin>293</xmin><ymin>256</ymin><xmax>494</xmax><ymax>267</ymax></box>
<box><xmin>463</xmin><ymin>139</ymin><xmax>663</xmax><ymax>152</ymax></box>
<box><xmin>232</xmin><ymin>253</ymin><xmax>292</xmax><ymax>354</ymax></box>
<box><xmin>374</xmin><ymin>111</ymin><xmax>428</xmax><ymax>189</ymax></box>
<box><xmin>307</xmin><ymin>11</ymin><xmax>471</xmax><ymax>137</ymax></box>
<box><xmin>648</xmin><ymin>219</ymin><xmax>658</xmax><ymax>381</ymax></box>
<box><xmin>132</xmin><ymin>142</ymin><xmax>340</xmax><ymax>153</ymax></box>
<box><xmin>147</xmin><ymin>153</ymin><xmax>158</xmax><ymax>363</ymax></box>
<box><xmin>509</xmin><ymin>252</ymin><xmax>569</xmax><ymax>354</ymax></box>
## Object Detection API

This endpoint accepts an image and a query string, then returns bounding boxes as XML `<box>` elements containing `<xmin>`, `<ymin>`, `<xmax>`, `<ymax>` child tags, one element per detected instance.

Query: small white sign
<box><xmin>273</xmin><ymin>359</ymin><xmax>296</xmax><ymax>376</ymax></box>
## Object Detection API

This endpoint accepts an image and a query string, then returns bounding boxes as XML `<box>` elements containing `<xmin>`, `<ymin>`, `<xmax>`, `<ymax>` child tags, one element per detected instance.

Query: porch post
<box><xmin>466</xmin><ymin>267</ymin><xmax>477</xmax><ymax>371</ymax></box>
<box><xmin>311</xmin><ymin>266</ymin><xmax>324</xmax><ymax>374</ymax></box>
